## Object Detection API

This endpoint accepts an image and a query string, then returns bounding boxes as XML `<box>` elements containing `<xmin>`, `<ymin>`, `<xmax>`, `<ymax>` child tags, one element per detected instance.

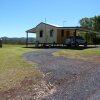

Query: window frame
<box><xmin>50</xmin><ymin>29</ymin><xmax>54</xmax><ymax>37</ymax></box>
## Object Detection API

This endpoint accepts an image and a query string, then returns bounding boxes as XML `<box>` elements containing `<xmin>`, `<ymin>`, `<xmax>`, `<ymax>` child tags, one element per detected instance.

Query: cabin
<box><xmin>26</xmin><ymin>22</ymin><xmax>99</xmax><ymax>47</ymax></box>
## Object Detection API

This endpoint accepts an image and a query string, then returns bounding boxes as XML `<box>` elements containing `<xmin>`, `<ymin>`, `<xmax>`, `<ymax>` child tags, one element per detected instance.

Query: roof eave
<box><xmin>26</xmin><ymin>28</ymin><xmax>36</xmax><ymax>33</ymax></box>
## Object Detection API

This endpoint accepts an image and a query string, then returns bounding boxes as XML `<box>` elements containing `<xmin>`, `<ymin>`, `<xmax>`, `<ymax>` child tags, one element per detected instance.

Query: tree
<box><xmin>79</xmin><ymin>17</ymin><xmax>94</xmax><ymax>29</ymax></box>
<box><xmin>79</xmin><ymin>15</ymin><xmax>100</xmax><ymax>32</ymax></box>
<box><xmin>94</xmin><ymin>16</ymin><xmax>100</xmax><ymax>32</ymax></box>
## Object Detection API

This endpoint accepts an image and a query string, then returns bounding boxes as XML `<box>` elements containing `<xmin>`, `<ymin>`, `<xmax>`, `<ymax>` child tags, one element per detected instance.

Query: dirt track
<box><xmin>24</xmin><ymin>49</ymin><xmax>100</xmax><ymax>100</ymax></box>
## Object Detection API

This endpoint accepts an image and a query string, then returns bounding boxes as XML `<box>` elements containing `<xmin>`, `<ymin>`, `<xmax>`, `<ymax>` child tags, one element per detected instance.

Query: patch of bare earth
<box><xmin>88</xmin><ymin>56</ymin><xmax>100</xmax><ymax>64</ymax></box>
<box><xmin>0</xmin><ymin>73</ymin><xmax>56</xmax><ymax>100</ymax></box>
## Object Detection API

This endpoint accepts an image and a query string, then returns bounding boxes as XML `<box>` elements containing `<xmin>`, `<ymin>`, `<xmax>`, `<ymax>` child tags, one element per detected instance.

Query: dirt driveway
<box><xmin>24</xmin><ymin>49</ymin><xmax>100</xmax><ymax>100</ymax></box>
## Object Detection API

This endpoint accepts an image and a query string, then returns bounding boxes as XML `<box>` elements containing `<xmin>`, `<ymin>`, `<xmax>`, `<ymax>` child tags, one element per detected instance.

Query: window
<box><xmin>50</xmin><ymin>29</ymin><xmax>53</xmax><ymax>37</ymax></box>
<box><xmin>61</xmin><ymin>30</ymin><xmax>64</xmax><ymax>37</ymax></box>
<box><xmin>39</xmin><ymin>30</ymin><xmax>43</xmax><ymax>37</ymax></box>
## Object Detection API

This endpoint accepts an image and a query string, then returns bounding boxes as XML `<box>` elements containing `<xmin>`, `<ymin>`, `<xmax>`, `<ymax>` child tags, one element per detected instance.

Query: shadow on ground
<box><xmin>23</xmin><ymin>45</ymin><xmax>98</xmax><ymax>50</ymax></box>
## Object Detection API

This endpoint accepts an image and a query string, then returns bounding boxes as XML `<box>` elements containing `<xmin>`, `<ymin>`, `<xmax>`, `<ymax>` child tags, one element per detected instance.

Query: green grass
<box><xmin>53</xmin><ymin>48</ymin><xmax>100</xmax><ymax>63</ymax></box>
<box><xmin>0</xmin><ymin>45</ymin><xmax>42</xmax><ymax>91</ymax></box>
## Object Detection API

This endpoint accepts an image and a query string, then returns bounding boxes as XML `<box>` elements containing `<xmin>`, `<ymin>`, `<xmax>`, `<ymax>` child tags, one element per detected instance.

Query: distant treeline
<box><xmin>1</xmin><ymin>37</ymin><xmax>36</xmax><ymax>45</ymax></box>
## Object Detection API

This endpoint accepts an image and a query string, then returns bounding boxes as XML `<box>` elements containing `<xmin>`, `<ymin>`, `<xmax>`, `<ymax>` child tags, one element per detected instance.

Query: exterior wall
<box><xmin>35</xmin><ymin>22</ymin><xmax>79</xmax><ymax>44</ymax></box>
<box><xmin>57</xmin><ymin>29</ymin><xmax>75</xmax><ymax>43</ymax></box>
<box><xmin>36</xmin><ymin>23</ymin><xmax>57</xmax><ymax>43</ymax></box>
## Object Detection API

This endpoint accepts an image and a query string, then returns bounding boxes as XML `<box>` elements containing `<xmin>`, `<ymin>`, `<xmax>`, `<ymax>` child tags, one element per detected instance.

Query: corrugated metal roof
<box><xmin>26</xmin><ymin>28</ymin><xmax>36</xmax><ymax>33</ymax></box>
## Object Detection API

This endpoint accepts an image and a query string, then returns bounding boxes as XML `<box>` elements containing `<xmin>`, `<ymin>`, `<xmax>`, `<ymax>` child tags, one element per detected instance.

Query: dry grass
<box><xmin>53</xmin><ymin>48</ymin><xmax>100</xmax><ymax>64</ymax></box>
<box><xmin>0</xmin><ymin>45</ymin><xmax>42</xmax><ymax>91</ymax></box>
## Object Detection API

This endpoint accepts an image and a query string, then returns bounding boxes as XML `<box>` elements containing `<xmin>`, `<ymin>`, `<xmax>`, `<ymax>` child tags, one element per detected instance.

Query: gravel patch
<box><xmin>24</xmin><ymin>49</ymin><xmax>100</xmax><ymax>100</ymax></box>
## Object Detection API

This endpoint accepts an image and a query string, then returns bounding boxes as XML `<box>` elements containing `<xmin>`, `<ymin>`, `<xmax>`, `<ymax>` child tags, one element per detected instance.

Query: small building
<box><xmin>26</xmin><ymin>22</ymin><xmax>99</xmax><ymax>47</ymax></box>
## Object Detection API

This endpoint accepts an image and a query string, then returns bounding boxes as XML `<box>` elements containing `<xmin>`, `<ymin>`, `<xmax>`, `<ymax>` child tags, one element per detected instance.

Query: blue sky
<box><xmin>0</xmin><ymin>0</ymin><xmax>100</xmax><ymax>37</ymax></box>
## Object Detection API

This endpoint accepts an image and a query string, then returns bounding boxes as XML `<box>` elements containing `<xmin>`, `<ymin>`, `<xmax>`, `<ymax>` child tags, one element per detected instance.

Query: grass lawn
<box><xmin>0</xmin><ymin>45</ymin><xmax>42</xmax><ymax>91</ymax></box>
<box><xmin>53</xmin><ymin>47</ymin><xmax>100</xmax><ymax>63</ymax></box>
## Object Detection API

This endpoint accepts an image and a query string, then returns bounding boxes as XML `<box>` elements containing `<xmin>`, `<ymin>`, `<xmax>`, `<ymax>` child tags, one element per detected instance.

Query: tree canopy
<box><xmin>79</xmin><ymin>15</ymin><xmax>100</xmax><ymax>32</ymax></box>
